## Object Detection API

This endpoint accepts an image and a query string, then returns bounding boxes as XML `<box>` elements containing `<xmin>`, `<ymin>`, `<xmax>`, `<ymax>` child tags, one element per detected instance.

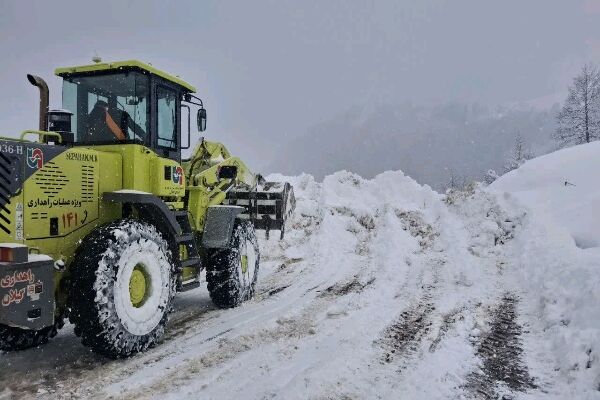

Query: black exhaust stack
<box><xmin>27</xmin><ymin>74</ymin><xmax>49</xmax><ymax>131</ymax></box>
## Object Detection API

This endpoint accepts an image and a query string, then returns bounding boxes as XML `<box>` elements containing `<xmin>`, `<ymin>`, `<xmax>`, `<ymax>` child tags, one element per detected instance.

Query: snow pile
<box><xmin>491</xmin><ymin>141</ymin><xmax>600</xmax><ymax>249</ymax></box>
<box><xmin>254</xmin><ymin>173</ymin><xmax>532</xmax><ymax>399</ymax></box>
<box><xmin>490</xmin><ymin>142</ymin><xmax>600</xmax><ymax>396</ymax></box>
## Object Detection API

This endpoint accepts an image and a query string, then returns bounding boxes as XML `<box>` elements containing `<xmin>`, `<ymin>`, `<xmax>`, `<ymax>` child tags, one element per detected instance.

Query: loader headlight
<box><xmin>54</xmin><ymin>259</ymin><xmax>66</xmax><ymax>271</ymax></box>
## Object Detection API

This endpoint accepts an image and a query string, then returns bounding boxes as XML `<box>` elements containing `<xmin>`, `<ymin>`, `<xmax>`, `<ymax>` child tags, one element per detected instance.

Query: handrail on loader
<box><xmin>20</xmin><ymin>130</ymin><xmax>63</xmax><ymax>143</ymax></box>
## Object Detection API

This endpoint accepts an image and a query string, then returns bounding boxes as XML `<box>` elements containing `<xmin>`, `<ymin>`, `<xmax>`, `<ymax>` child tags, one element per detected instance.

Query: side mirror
<box><xmin>197</xmin><ymin>108</ymin><xmax>207</xmax><ymax>132</ymax></box>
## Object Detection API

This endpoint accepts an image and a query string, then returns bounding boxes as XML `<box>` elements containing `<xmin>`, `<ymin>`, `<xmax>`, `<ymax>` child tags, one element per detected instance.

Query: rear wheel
<box><xmin>0</xmin><ymin>317</ymin><xmax>64</xmax><ymax>351</ymax></box>
<box><xmin>206</xmin><ymin>220</ymin><xmax>260</xmax><ymax>308</ymax></box>
<box><xmin>69</xmin><ymin>220</ymin><xmax>175</xmax><ymax>358</ymax></box>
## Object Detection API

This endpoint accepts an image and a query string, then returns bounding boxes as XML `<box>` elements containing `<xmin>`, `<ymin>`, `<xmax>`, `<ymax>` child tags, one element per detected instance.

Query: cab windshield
<box><xmin>62</xmin><ymin>71</ymin><xmax>150</xmax><ymax>144</ymax></box>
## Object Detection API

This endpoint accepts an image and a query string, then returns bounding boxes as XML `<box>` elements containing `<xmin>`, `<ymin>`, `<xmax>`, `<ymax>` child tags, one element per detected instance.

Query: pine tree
<box><xmin>555</xmin><ymin>63</ymin><xmax>600</xmax><ymax>147</ymax></box>
<box><xmin>503</xmin><ymin>134</ymin><xmax>533</xmax><ymax>174</ymax></box>
<box><xmin>445</xmin><ymin>168</ymin><xmax>466</xmax><ymax>190</ymax></box>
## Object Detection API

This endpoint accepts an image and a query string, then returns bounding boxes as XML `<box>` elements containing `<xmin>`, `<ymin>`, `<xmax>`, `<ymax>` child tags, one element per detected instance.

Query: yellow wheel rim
<box><xmin>241</xmin><ymin>255</ymin><xmax>248</xmax><ymax>274</ymax></box>
<box><xmin>129</xmin><ymin>264</ymin><xmax>150</xmax><ymax>308</ymax></box>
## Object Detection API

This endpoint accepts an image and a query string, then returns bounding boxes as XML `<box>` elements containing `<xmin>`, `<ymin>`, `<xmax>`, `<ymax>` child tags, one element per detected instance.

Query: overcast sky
<box><xmin>1</xmin><ymin>0</ymin><xmax>599</xmax><ymax>170</ymax></box>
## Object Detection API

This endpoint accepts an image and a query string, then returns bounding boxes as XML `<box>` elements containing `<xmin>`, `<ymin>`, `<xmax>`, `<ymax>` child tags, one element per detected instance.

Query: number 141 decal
<box><xmin>62</xmin><ymin>210</ymin><xmax>88</xmax><ymax>228</ymax></box>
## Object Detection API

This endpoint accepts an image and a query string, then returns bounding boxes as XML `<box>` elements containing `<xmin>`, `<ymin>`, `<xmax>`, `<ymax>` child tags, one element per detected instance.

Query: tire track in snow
<box><xmin>317</xmin><ymin>275</ymin><xmax>376</xmax><ymax>298</ymax></box>
<box><xmin>375</xmin><ymin>187</ymin><xmax>528</xmax><ymax>392</ymax></box>
<box><xmin>380</xmin><ymin>297</ymin><xmax>436</xmax><ymax>364</ymax></box>
<box><xmin>0</xmin><ymin>293</ymin><xmax>219</xmax><ymax>399</ymax></box>
<box><xmin>428</xmin><ymin>305</ymin><xmax>468</xmax><ymax>353</ymax></box>
<box><xmin>444</xmin><ymin>186</ymin><xmax>541</xmax><ymax>398</ymax></box>
<box><xmin>376</xmin><ymin>209</ymin><xmax>446</xmax><ymax>368</ymax></box>
<box><xmin>377</xmin><ymin>256</ymin><xmax>445</xmax><ymax>368</ymax></box>
<box><xmin>465</xmin><ymin>293</ymin><xmax>537</xmax><ymax>399</ymax></box>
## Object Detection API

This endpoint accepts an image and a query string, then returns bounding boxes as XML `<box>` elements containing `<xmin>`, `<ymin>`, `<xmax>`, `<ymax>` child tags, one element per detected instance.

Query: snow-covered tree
<box><xmin>503</xmin><ymin>134</ymin><xmax>533</xmax><ymax>174</ymax></box>
<box><xmin>555</xmin><ymin>63</ymin><xmax>600</xmax><ymax>147</ymax></box>
<box><xmin>445</xmin><ymin>168</ymin><xmax>466</xmax><ymax>191</ymax></box>
<box><xmin>484</xmin><ymin>169</ymin><xmax>499</xmax><ymax>185</ymax></box>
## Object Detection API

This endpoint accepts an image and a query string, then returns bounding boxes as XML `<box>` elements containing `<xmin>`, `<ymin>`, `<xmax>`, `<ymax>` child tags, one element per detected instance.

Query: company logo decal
<box><xmin>172</xmin><ymin>166</ymin><xmax>184</xmax><ymax>185</ymax></box>
<box><xmin>26</xmin><ymin>148</ymin><xmax>44</xmax><ymax>170</ymax></box>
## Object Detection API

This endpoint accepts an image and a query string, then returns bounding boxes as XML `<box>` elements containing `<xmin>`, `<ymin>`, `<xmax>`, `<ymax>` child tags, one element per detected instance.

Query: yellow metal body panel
<box><xmin>0</xmin><ymin>138</ymin><xmax>245</xmax><ymax>265</ymax></box>
<box><xmin>0</xmin><ymin>142</ymin><xmax>188</xmax><ymax>311</ymax></box>
<box><xmin>0</xmin><ymin>143</ymin><xmax>186</xmax><ymax>265</ymax></box>
<box><xmin>152</xmin><ymin>157</ymin><xmax>185</xmax><ymax>197</ymax></box>
<box><xmin>22</xmin><ymin>148</ymin><xmax>122</xmax><ymax>264</ymax></box>
<box><xmin>93</xmin><ymin>144</ymin><xmax>185</xmax><ymax>197</ymax></box>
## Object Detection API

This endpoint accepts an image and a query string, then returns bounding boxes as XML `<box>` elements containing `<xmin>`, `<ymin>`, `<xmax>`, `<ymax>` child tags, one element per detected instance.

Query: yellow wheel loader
<box><xmin>0</xmin><ymin>60</ymin><xmax>294</xmax><ymax>358</ymax></box>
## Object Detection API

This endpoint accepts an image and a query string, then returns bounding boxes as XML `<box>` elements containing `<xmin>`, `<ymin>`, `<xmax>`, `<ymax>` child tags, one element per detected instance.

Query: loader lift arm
<box><xmin>184</xmin><ymin>139</ymin><xmax>295</xmax><ymax>239</ymax></box>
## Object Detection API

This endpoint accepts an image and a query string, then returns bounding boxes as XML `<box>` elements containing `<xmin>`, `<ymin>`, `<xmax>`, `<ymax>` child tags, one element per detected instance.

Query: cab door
<box><xmin>147</xmin><ymin>79</ymin><xmax>185</xmax><ymax>197</ymax></box>
<box><xmin>152</xmin><ymin>80</ymin><xmax>181</xmax><ymax>162</ymax></box>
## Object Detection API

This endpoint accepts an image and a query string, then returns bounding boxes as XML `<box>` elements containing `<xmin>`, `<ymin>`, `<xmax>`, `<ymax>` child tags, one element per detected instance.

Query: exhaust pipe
<box><xmin>27</xmin><ymin>74</ymin><xmax>49</xmax><ymax>131</ymax></box>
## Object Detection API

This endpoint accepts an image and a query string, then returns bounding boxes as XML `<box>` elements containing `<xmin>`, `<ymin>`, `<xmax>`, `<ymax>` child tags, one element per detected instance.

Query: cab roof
<box><xmin>54</xmin><ymin>59</ymin><xmax>196</xmax><ymax>93</ymax></box>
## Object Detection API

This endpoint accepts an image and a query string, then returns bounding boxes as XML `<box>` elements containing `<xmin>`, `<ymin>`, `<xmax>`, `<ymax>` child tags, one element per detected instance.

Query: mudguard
<box><xmin>102</xmin><ymin>191</ymin><xmax>182</xmax><ymax>236</ymax></box>
<box><xmin>201</xmin><ymin>205</ymin><xmax>245</xmax><ymax>248</ymax></box>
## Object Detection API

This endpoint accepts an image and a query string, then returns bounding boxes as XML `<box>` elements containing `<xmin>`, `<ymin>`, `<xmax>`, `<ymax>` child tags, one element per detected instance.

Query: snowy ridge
<box><xmin>0</xmin><ymin>162</ymin><xmax>598</xmax><ymax>399</ymax></box>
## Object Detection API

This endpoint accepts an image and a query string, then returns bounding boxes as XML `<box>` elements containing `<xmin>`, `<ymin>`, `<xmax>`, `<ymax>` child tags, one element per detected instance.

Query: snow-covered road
<box><xmin>1</xmin><ymin>165</ymin><xmax>598</xmax><ymax>399</ymax></box>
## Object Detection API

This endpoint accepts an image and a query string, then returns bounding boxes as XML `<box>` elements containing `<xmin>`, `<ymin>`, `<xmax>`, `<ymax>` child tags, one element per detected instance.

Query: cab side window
<box><xmin>157</xmin><ymin>86</ymin><xmax>177</xmax><ymax>149</ymax></box>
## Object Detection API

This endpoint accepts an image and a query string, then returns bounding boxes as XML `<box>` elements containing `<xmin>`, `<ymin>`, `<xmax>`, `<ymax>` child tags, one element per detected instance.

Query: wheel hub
<box><xmin>241</xmin><ymin>255</ymin><xmax>248</xmax><ymax>274</ymax></box>
<box><xmin>129</xmin><ymin>264</ymin><xmax>150</xmax><ymax>308</ymax></box>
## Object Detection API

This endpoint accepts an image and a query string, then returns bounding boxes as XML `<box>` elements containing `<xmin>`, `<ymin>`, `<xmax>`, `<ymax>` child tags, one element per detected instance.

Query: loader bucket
<box><xmin>225</xmin><ymin>181</ymin><xmax>296</xmax><ymax>239</ymax></box>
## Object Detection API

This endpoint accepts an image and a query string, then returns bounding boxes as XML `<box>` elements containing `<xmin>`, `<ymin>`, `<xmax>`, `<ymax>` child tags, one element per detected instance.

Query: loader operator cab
<box><xmin>87</xmin><ymin>99</ymin><xmax>145</xmax><ymax>142</ymax></box>
<box><xmin>57</xmin><ymin>60</ymin><xmax>206</xmax><ymax>161</ymax></box>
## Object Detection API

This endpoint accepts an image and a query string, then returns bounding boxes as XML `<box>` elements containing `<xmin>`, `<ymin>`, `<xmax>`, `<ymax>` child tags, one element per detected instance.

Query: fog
<box><xmin>1</xmin><ymin>0</ymin><xmax>599</xmax><ymax>180</ymax></box>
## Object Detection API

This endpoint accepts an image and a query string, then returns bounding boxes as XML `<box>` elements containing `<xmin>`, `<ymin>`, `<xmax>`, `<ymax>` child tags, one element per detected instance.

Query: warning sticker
<box><xmin>15</xmin><ymin>203</ymin><xmax>23</xmax><ymax>241</ymax></box>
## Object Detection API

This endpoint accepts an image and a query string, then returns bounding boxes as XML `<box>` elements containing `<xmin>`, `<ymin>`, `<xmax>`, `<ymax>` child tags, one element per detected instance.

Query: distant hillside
<box><xmin>266</xmin><ymin>102</ymin><xmax>558</xmax><ymax>190</ymax></box>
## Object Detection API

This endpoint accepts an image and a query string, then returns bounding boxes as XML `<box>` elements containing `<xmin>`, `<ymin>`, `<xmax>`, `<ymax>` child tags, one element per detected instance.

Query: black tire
<box><xmin>0</xmin><ymin>317</ymin><xmax>64</xmax><ymax>351</ymax></box>
<box><xmin>69</xmin><ymin>219</ymin><xmax>176</xmax><ymax>358</ymax></box>
<box><xmin>206</xmin><ymin>220</ymin><xmax>260</xmax><ymax>308</ymax></box>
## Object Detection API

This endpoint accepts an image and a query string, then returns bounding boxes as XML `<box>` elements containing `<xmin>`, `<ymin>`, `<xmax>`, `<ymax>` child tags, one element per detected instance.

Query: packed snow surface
<box><xmin>1</xmin><ymin>147</ymin><xmax>599</xmax><ymax>399</ymax></box>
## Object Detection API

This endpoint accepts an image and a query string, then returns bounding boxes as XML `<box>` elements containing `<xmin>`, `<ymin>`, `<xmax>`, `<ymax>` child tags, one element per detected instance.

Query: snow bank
<box><xmin>489</xmin><ymin>142</ymin><xmax>600</xmax><ymax>396</ymax></box>
<box><xmin>490</xmin><ymin>141</ymin><xmax>600</xmax><ymax>249</ymax></box>
<box><xmin>260</xmin><ymin>171</ymin><xmax>528</xmax><ymax>399</ymax></box>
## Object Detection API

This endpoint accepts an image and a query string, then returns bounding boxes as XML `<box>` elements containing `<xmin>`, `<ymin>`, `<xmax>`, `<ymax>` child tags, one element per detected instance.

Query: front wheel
<box><xmin>69</xmin><ymin>220</ymin><xmax>175</xmax><ymax>358</ymax></box>
<box><xmin>206</xmin><ymin>220</ymin><xmax>260</xmax><ymax>308</ymax></box>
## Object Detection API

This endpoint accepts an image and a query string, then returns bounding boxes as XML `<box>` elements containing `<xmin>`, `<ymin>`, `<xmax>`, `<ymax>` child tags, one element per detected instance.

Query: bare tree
<box><xmin>555</xmin><ymin>63</ymin><xmax>600</xmax><ymax>147</ymax></box>
<box><xmin>504</xmin><ymin>133</ymin><xmax>533</xmax><ymax>174</ymax></box>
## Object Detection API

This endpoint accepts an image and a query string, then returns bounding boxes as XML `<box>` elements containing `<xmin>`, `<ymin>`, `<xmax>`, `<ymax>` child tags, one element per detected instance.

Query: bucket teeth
<box><xmin>225</xmin><ymin>182</ymin><xmax>295</xmax><ymax>239</ymax></box>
